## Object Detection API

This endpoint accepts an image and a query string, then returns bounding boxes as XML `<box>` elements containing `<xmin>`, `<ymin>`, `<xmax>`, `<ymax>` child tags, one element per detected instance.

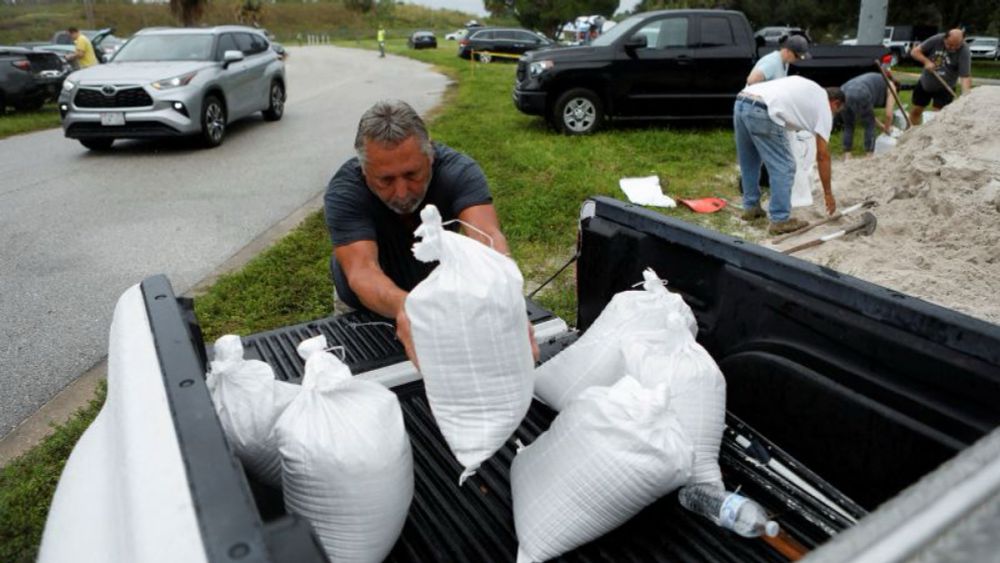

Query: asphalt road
<box><xmin>0</xmin><ymin>46</ymin><xmax>449</xmax><ymax>437</ymax></box>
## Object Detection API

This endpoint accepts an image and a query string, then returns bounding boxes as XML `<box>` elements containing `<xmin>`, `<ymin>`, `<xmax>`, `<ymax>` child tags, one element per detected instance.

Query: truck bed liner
<box><xmin>239</xmin><ymin>315</ymin><xmax>865</xmax><ymax>562</ymax></box>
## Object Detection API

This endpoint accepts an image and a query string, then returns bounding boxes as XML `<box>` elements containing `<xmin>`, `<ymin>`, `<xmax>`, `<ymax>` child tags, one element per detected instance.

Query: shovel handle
<box><xmin>874</xmin><ymin>60</ymin><xmax>911</xmax><ymax>129</ymax></box>
<box><xmin>930</xmin><ymin>69</ymin><xmax>959</xmax><ymax>98</ymax></box>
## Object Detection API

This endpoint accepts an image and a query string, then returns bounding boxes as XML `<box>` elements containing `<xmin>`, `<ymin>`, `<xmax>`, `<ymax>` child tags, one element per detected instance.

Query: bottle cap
<box><xmin>764</xmin><ymin>520</ymin><xmax>780</xmax><ymax>537</ymax></box>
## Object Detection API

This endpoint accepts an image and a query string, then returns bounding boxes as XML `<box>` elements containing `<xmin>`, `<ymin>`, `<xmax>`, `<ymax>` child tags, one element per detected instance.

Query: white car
<box><xmin>967</xmin><ymin>36</ymin><xmax>999</xmax><ymax>60</ymax></box>
<box><xmin>445</xmin><ymin>29</ymin><xmax>467</xmax><ymax>41</ymax></box>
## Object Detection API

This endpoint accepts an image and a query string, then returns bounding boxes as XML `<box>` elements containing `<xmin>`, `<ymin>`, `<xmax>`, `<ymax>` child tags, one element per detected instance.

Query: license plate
<box><xmin>100</xmin><ymin>112</ymin><xmax>125</xmax><ymax>126</ymax></box>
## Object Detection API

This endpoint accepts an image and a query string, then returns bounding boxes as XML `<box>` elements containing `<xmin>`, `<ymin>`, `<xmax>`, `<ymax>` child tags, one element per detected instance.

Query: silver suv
<box><xmin>59</xmin><ymin>26</ymin><xmax>285</xmax><ymax>150</ymax></box>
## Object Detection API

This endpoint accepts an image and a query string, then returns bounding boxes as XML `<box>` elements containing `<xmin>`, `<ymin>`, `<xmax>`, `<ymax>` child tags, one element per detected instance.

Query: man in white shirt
<box><xmin>734</xmin><ymin>76</ymin><xmax>845</xmax><ymax>234</ymax></box>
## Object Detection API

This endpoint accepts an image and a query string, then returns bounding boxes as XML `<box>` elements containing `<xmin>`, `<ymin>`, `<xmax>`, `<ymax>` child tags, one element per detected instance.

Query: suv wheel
<box><xmin>477</xmin><ymin>52</ymin><xmax>492</xmax><ymax>63</ymax></box>
<box><xmin>201</xmin><ymin>95</ymin><xmax>227</xmax><ymax>148</ymax></box>
<box><xmin>553</xmin><ymin>88</ymin><xmax>603</xmax><ymax>135</ymax></box>
<box><xmin>262</xmin><ymin>81</ymin><xmax>285</xmax><ymax>121</ymax></box>
<box><xmin>80</xmin><ymin>138</ymin><xmax>114</xmax><ymax>151</ymax></box>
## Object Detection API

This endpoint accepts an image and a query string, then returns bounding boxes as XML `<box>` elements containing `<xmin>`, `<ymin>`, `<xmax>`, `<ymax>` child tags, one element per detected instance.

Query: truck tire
<box><xmin>80</xmin><ymin>138</ymin><xmax>114</xmax><ymax>151</ymax></box>
<box><xmin>262</xmin><ymin>80</ymin><xmax>285</xmax><ymax>121</ymax></box>
<box><xmin>552</xmin><ymin>88</ymin><xmax>603</xmax><ymax>135</ymax></box>
<box><xmin>201</xmin><ymin>94</ymin><xmax>227</xmax><ymax>148</ymax></box>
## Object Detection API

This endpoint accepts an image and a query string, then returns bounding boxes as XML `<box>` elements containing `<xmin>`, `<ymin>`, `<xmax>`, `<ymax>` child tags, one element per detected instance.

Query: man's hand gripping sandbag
<box><xmin>406</xmin><ymin>204</ymin><xmax>535</xmax><ymax>485</ymax></box>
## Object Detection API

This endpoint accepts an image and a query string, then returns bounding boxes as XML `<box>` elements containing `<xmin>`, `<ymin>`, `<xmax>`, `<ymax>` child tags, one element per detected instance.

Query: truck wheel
<box><xmin>80</xmin><ymin>138</ymin><xmax>114</xmax><ymax>151</ymax></box>
<box><xmin>553</xmin><ymin>88</ymin><xmax>603</xmax><ymax>135</ymax></box>
<box><xmin>201</xmin><ymin>94</ymin><xmax>227</xmax><ymax>148</ymax></box>
<box><xmin>262</xmin><ymin>80</ymin><xmax>285</xmax><ymax>121</ymax></box>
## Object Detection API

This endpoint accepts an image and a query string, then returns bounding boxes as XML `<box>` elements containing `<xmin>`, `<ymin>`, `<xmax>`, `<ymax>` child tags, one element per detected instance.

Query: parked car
<box><xmin>0</xmin><ymin>46</ymin><xmax>68</xmax><ymax>113</ymax></box>
<box><xmin>967</xmin><ymin>36</ymin><xmax>999</xmax><ymax>60</ymax></box>
<box><xmin>408</xmin><ymin>31</ymin><xmax>437</xmax><ymax>50</ymax></box>
<box><xmin>754</xmin><ymin>26</ymin><xmax>811</xmax><ymax>45</ymax></box>
<box><xmin>445</xmin><ymin>29</ymin><xmax>467</xmax><ymax>41</ymax></box>
<box><xmin>58</xmin><ymin>26</ymin><xmax>286</xmax><ymax>151</ymax></box>
<box><xmin>514</xmin><ymin>9</ymin><xmax>888</xmax><ymax>134</ymax></box>
<box><xmin>458</xmin><ymin>27</ymin><xmax>553</xmax><ymax>63</ymax></box>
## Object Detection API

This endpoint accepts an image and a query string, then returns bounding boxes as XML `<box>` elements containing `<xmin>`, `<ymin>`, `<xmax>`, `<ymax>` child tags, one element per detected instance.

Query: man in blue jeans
<box><xmin>734</xmin><ymin>76</ymin><xmax>845</xmax><ymax>234</ymax></box>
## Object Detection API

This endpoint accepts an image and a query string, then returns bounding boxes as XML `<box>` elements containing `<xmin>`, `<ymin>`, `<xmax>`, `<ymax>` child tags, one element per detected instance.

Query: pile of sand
<box><xmin>786</xmin><ymin>85</ymin><xmax>1000</xmax><ymax>325</ymax></box>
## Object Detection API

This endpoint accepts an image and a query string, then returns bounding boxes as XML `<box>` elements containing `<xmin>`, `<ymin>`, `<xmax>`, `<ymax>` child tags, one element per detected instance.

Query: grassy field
<box><xmin>0</xmin><ymin>103</ymin><xmax>61</xmax><ymax>139</ymax></box>
<box><xmin>0</xmin><ymin>38</ymin><xmax>899</xmax><ymax>561</ymax></box>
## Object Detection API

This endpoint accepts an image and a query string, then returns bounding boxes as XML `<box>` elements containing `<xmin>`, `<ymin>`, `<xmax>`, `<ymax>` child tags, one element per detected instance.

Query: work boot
<box><xmin>741</xmin><ymin>205</ymin><xmax>766</xmax><ymax>221</ymax></box>
<box><xmin>768</xmin><ymin>218</ymin><xmax>808</xmax><ymax>235</ymax></box>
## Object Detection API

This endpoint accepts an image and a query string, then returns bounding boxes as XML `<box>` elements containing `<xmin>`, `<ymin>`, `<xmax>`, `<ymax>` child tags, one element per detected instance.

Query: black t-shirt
<box><xmin>324</xmin><ymin>142</ymin><xmax>493</xmax><ymax>292</ymax></box>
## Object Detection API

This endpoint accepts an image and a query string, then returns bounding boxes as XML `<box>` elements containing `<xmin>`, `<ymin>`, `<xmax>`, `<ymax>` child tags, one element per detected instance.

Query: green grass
<box><xmin>0</xmin><ymin>381</ymin><xmax>107</xmax><ymax>563</ymax></box>
<box><xmin>0</xmin><ymin>103</ymin><xmax>61</xmax><ymax>139</ymax></box>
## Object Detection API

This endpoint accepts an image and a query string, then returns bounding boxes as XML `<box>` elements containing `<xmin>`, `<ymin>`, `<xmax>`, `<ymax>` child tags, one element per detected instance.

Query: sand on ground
<box><xmin>769</xmin><ymin>85</ymin><xmax>1000</xmax><ymax>325</ymax></box>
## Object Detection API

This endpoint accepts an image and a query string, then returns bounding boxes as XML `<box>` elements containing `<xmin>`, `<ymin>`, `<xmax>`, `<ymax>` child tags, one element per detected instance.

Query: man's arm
<box><xmin>333</xmin><ymin>241</ymin><xmax>418</xmax><ymax>363</ymax></box>
<box><xmin>815</xmin><ymin>135</ymin><xmax>836</xmax><ymax>215</ymax></box>
<box><xmin>746</xmin><ymin>68</ymin><xmax>766</xmax><ymax>85</ymax></box>
<box><xmin>910</xmin><ymin>44</ymin><xmax>935</xmax><ymax>71</ymax></box>
<box><xmin>456</xmin><ymin>203</ymin><xmax>509</xmax><ymax>255</ymax></box>
<box><xmin>883</xmin><ymin>86</ymin><xmax>896</xmax><ymax>133</ymax></box>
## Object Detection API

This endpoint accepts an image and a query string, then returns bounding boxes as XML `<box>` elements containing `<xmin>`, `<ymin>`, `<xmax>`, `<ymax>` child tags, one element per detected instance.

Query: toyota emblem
<box><xmin>101</xmin><ymin>85</ymin><xmax>117</xmax><ymax>96</ymax></box>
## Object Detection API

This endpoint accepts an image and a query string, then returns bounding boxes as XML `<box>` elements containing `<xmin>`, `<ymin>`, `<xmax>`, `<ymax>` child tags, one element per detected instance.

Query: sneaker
<box><xmin>768</xmin><ymin>218</ymin><xmax>809</xmax><ymax>235</ymax></box>
<box><xmin>741</xmin><ymin>206</ymin><xmax>766</xmax><ymax>221</ymax></box>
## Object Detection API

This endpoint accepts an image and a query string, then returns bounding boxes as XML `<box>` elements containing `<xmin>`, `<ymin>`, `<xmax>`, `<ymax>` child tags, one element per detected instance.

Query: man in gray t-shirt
<box><xmin>840</xmin><ymin>71</ymin><xmax>898</xmax><ymax>153</ymax></box>
<box><xmin>909</xmin><ymin>29</ymin><xmax>972</xmax><ymax>125</ymax></box>
<box><xmin>324</xmin><ymin>100</ymin><xmax>512</xmax><ymax>362</ymax></box>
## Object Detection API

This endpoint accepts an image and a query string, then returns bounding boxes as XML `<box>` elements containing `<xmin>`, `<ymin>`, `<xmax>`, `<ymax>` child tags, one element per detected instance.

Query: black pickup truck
<box><xmin>40</xmin><ymin>197</ymin><xmax>1000</xmax><ymax>562</ymax></box>
<box><xmin>513</xmin><ymin>9</ymin><xmax>888</xmax><ymax>134</ymax></box>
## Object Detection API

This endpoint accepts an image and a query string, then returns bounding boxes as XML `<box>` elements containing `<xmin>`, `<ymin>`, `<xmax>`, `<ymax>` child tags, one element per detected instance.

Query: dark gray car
<box><xmin>0</xmin><ymin>46</ymin><xmax>68</xmax><ymax>113</ymax></box>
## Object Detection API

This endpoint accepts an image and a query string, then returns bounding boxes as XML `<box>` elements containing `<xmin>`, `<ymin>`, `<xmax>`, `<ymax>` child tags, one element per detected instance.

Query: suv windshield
<box><xmin>591</xmin><ymin>15</ymin><xmax>641</xmax><ymax>47</ymax></box>
<box><xmin>113</xmin><ymin>34</ymin><xmax>214</xmax><ymax>62</ymax></box>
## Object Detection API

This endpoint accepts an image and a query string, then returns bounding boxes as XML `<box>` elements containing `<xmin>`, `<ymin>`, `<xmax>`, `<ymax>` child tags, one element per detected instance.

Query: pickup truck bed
<box><xmin>40</xmin><ymin>196</ymin><xmax>1000</xmax><ymax>563</ymax></box>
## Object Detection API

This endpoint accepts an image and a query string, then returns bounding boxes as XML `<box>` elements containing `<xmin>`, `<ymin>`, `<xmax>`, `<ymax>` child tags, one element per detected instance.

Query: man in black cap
<box><xmin>747</xmin><ymin>35</ymin><xmax>810</xmax><ymax>85</ymax></box>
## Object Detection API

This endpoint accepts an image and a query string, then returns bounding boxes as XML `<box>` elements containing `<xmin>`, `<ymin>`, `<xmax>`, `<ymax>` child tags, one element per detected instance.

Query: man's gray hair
<box><xmin>354</xmin><ymin>100</ymin><xmax>433</xmax><ymax>168</ymax></box>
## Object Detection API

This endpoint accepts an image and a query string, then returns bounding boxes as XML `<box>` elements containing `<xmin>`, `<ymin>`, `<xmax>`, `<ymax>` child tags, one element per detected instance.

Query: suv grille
<box><xmin>75</xmin><ymin>87</ymin><xmax>153</xmax><ymax>109</ymax></box>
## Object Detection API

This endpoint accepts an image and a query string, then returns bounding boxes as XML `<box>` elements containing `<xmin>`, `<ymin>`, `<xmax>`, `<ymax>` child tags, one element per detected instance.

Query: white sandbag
<box><xmin>206</xmin><ymin>334</ymin><xmax>297</xmax><ymax>488</ymax></box>
<box><xmin>406</xmin><ymin>204</ymin><xmax>534</xmax><ymax>484</ymax></box>
<box><xmin>874</xmin><ymin>133</ymin><xmax>898</xmax><ymax>154</ymax></box>
<box><xmin>624</xmin><ymin>316</ymin><xmax>727</xmax><ymax>487</ymax></box>
<box><xmin>511</xmin><ymin>376</ymin><xmax>693</xmax><ymax>563</ymax></box>
<box><xmin>788</xmin><ymin>129</ymin><xmax>816</xmax><ymax>208</ymax></box>
<box><xmin>273</xmin><ymin>335</ymin><xmax>413</xmax><ymax>563</ymax></box>
<box><xmin>533</xmin><ymin>268</ymin><xmax>696</xmax><ymax>411</ymax></box>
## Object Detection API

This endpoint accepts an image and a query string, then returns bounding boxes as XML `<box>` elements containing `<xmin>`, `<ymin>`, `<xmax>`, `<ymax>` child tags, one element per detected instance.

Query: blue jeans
<box><xmin>734</xmin><ymin>98</ymin><xmax>795</xmax><ymax>222</ymax></box>
<box><xmin>841</xmin><ymin>86</ymin><xmax>876</xmax><ymax>152</ymax></box>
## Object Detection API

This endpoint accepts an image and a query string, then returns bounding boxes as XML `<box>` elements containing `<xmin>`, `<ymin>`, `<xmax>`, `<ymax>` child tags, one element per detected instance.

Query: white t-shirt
<box><xmin>741</xmin><ymin>76</ymin><xmax>833</xmax><ymax>141</ymax></box>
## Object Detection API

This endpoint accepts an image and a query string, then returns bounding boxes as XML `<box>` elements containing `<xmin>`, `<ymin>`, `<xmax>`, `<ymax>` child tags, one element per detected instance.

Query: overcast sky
<box><xmin>404</xmin><ymin>0</ymin><xmax>642</xmax><ymax>17</ymax></box>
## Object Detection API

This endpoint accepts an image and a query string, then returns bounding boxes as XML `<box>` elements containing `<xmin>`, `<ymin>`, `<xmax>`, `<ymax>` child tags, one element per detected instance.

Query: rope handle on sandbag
<box><xmin>441</xmin><ymin>218</ymin><xmax>495</xmax><ymax>249</ymax></box>
<box><xmin>323</xmin><ymin>344</ymin><xmax>347</xmax><ymax>362</ymax></box>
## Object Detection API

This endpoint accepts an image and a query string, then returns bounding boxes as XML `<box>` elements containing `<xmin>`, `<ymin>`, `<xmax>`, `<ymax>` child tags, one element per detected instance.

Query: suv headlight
<box><xmin>62</xmin><ymin>79</ymin><xmax>77</xmax><ymax>92</ymax></box>
<box><xmin>529</xmin><ymin>60</ymin><xmax>554</xmax><ymax>78</ymax></box>
<box><xmin>151</xmin><ymin>71</ymin><xmax>198</xmax><ymax>90</ymax></box>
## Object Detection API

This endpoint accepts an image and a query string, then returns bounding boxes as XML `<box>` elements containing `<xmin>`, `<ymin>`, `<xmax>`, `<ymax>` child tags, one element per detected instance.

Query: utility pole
<box><xmin>857</xmin><ymin>0</ymin><xmax>888</xmax><ymax>45</ymax></box>
<box><xmin>82</xmin><ymin>0</ymin><xmax>96</xmax><ymax>29</ymax></box>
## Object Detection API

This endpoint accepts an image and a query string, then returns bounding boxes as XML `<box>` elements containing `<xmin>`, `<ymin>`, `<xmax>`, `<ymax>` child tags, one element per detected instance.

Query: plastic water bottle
<box><xmin>678</xmin><ymin>484</ymin><xmax>780</xmax><ymax>538</ymax></box>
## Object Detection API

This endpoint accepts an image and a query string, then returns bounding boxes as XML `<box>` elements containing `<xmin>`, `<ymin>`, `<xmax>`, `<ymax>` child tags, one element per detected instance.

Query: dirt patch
<box><xmin>778</xmin><ymin>86</ymin><xmax>1000</xmax><ymax>324</ymax></box>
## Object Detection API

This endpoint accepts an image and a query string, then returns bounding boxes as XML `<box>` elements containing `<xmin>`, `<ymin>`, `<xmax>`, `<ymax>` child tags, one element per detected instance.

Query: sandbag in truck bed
<box><xmin>406</xmin><ymin>204</ymin><xmax>535</xmax><ymax>485</ymax></box>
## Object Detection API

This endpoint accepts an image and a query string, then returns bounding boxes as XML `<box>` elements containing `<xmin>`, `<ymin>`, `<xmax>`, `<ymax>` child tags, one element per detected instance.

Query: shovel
<box><xmin>782</xmin><ymin>212</ymin><xmax>877</xmax><ymax>255</ymax></box>
<box><xmin>930</xmin><ymin>70</ymin><xmax>959</xmax><ymax>99</ymax></box>
<box><xmin>770</xmin><ymin>200</ymin><xmax>876</xmax><ymax>244</ymax></box>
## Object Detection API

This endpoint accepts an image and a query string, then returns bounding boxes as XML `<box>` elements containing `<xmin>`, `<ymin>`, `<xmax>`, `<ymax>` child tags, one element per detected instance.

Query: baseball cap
<box><xmin>783</xmin><ymin>35</ymin><xmax>811</xmax><ymax>59</ymax></box>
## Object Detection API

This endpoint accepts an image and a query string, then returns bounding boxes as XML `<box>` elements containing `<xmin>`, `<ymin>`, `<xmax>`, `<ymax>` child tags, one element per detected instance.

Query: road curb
<box><xmin>0</xmin><ymin>192</ymin><xmax>326</xmax><ymax>468</ymax></box>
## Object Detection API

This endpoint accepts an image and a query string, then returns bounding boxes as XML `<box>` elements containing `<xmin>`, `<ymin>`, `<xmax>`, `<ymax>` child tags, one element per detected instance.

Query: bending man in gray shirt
<box><xmin>840</xmin><ymin>72</ymin><xmax>898</xmax><ymax>153</ymax></box>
